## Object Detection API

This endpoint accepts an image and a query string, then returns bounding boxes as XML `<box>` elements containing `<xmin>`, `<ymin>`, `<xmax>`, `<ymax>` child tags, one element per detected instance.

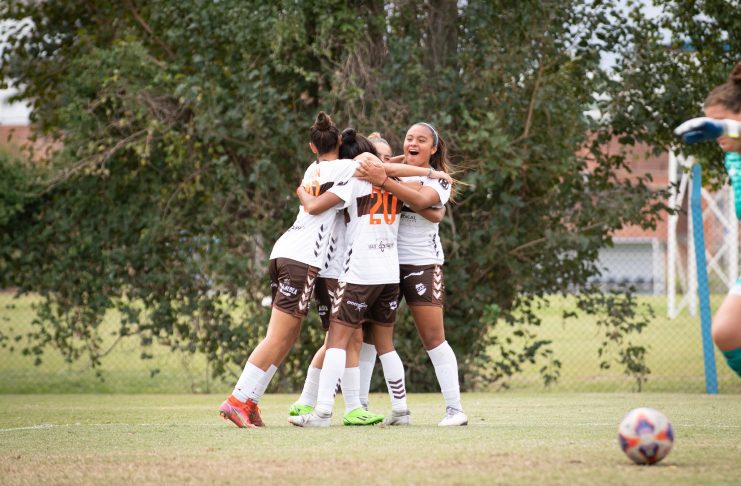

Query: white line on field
<box><xmin>0</xmin><ymin>423</ymin><xmax>225</xmax><ymax>432</ymax></box>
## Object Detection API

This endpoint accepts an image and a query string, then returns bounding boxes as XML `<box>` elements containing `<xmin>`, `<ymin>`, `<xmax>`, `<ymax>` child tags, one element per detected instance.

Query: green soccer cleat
<box><xmin>343</xmin><ymin>407</ymin><xmax>384</xmax><ymax>426</ymax></box>
<box><xmin>288</xmin><ymin>402</ymin><xmax>315</xmax><ymax>417</ymax></box>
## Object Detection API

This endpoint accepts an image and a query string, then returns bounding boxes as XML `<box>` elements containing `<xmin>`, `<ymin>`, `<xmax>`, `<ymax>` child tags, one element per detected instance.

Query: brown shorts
<box><xmin>399</xmin><ymin>264</ymin><xmax>444</xmax><ymax>307</ymax></box>
<box><xmin>269</xmin><ymin>258</ymin><xmax>320</xmax><ymax>318</ymax></box>
<box><xmin>314</xmin><ymin>277</ymin><xmax>338</xmax><ymax>331</ymax></box>
<box><xmin>330</xmin><ymin>281</ymin><xmax>399</xmax><ymax>328</ymax></box>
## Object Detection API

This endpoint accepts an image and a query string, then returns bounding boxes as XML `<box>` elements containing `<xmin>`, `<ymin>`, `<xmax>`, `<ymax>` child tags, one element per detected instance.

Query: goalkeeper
<box><xmin>675</xmin><ymin>61</ymin><xmax>741</xmax><ymax>379</ymax></box>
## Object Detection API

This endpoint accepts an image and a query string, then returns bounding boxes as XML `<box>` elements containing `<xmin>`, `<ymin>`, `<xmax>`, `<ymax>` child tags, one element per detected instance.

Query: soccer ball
<box><xmin>618</xmin><ymin>407</ymin><xmax>674</xmax><ymax>465</ymax></box>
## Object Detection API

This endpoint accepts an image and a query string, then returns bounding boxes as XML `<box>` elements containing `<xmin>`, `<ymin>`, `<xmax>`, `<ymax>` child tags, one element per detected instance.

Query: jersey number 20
<box><xmin>369</xmin><ymin>188</ymin><xmax>398</xmax><ymax>225</ymax></box>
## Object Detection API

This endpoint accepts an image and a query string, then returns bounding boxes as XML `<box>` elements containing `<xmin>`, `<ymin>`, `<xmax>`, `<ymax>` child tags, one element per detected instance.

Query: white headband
<box><xmin>415</xmin><ymin>122</ymin><xmax>439</xmax><ymax>147</ymax></box>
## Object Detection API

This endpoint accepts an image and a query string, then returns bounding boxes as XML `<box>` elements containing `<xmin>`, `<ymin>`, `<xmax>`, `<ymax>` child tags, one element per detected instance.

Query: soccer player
<box><xmin>218</xmin><ymin>111</ymin><xmax>361</xmax><ymax>428</ymax></box>
<box><xmin>675</xmin><ymin>61</ymin><xmax>741</xmax><ymax>379</ymax></box>
<box><xmin>358</xmin><ymin>122</ymin><xmax>468</xmax><ymax>426</ymax></box>
<box><xmin>289</xmin><ymin>128</ymin><xmax>385</xmax><ymax>426</ymax></box>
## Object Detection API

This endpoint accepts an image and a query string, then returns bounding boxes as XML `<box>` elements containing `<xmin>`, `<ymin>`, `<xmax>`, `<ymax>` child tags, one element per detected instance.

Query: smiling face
<box><xmin>704</xmin><ymin>104</ymin><xmax>741</xmax><ymax>153</ymax></box>
<box><xmin>403</xmin><ymin>124</ymin><xmax>437</xmax><ymax>167</ymax></box>
<box><xmin>372</xmin><ymin>140</ymin><xmax>393</xmax><ymax>162</ymax></box>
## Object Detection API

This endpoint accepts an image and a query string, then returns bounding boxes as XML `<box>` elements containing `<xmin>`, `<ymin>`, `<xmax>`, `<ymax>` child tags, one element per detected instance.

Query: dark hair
<box><xmin>412</xmin><ymin>123</ymin><xmax>450</xmax><ymax>173</ymax></box>
<box><xmin>704</xmin><ymin>61</ymin><xmax>741</xmax><ymax>113</ymax></box>
<box><xmin>339</xmin><ymin>127</ymin><xmax>378</xmax><ymax>159</ymax></box>
<box><xmin>310</xmin><ymin>111</ymin><xmax>340</xmax><ymax>155</ymax></box>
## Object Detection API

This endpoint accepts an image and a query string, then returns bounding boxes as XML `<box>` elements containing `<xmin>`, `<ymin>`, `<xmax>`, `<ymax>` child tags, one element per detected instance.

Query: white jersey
<box><xmin>330</xmin><ymin>178</ymin><xmax>402</xmax><ymax>285</ymax></box>
<box><xmin>270</xmin><ymin>159</ymin><xmax>358</xmax><ymax>267</ymax></box>
<box><xmin>397</xmin><ymin>175</ymin><xmax>452</xmax><ymax>265</ymax></box>
<box><xmin>318</xmin><ymin>211</ymin><xmax>347</xmax><ymax>278</ymax></box>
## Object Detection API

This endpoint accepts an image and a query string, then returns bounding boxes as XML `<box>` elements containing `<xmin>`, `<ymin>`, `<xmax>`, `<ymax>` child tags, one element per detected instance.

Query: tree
<box><xmin>0</xmin><ymin>0</ymin><xmax>736</xmax><ymax>390</ymax></box>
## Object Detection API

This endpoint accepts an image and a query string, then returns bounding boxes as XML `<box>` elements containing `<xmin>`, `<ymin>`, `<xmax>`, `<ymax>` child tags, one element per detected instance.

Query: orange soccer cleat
<box><xmin>219</xmin><ymin>395</ymin><xmax>265</xmax><ymax>428</ymax></box>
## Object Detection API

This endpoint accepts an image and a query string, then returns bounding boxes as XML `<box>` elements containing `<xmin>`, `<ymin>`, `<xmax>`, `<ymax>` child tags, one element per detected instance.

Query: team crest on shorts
<box><xmin>415</xmin><ymin>283</ymin><xmax>427</xmax><ymax>295</ymax></box>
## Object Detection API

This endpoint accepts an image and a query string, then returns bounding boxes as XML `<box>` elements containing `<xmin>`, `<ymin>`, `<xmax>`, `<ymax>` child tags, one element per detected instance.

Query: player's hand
<box><xmin>359</xmin><ymin>159</ymin><xmax>388</xmax><ymax>186</ymax></box>
<box><xmin>430</xmin><ymin>170</ymin><xmax>453</xmax><ymax>184</ymax></box>
<box><xmin>674</xmin><ymin>117</ymin><xmax>741</xmax><ymax>144</ymax></box>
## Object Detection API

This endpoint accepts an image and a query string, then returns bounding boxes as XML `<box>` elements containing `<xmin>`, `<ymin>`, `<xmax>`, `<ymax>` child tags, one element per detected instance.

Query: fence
<box><xmin>1</xmin><ymin>165</ymin><xmax>740</xmax><ymax>394</ymax></box>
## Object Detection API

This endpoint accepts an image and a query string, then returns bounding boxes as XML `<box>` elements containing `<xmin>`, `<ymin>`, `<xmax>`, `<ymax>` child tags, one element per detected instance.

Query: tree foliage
<box><xmin>0</xmin><ymin>0</ymin><xmax>736</xmax><ymax>390</ymax></box>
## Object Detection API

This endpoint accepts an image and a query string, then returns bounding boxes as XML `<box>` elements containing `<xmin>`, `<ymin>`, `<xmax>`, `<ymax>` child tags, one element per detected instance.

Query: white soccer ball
<box><xmin>618</xmin><ymin>407</ymin><xmax>674</xmax><ymax>465</ymax></box>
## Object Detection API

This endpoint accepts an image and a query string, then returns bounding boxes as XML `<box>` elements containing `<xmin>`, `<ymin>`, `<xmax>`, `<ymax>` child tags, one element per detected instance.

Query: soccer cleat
<box><xmin>343</xmin><ymin>407</ymin><xmax>384</xmax><ymax>426</ymax></box>
<box><xmin>287</xmin><ymin>411</ymin><xmax>331</xmax><ymax>428</ymax></box>
<box><xmin>381</xmin><ymin>408</ymin><xmax>411</xmax><ymax>426</ymax></box>
<box><xmin>438</xmin><ymin>407</ymin><xmax>468</xmax><ymax>427</ymax></box>
<box><xmin>288</xmin><ymin>402</ymin><xmax>315</xmax><ymax>417</ymax></box>
<box><xmin>218</xmin><ymin>395</ymin><xmax>264</xmax><ymax>428</ymax></box>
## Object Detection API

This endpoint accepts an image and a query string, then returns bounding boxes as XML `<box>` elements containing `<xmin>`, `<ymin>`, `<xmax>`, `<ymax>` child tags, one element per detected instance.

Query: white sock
<box><xmin>251</xmin><ymin>364</ymin><xmax>277</xmax><ymax>402</ymax></box>
<box><xmin>341</xmin><ymin>367</ymin><xmax>362</xmax><ymax>412</ymax></box>
<box><xmin>427</xmin><ymin>341</ymin><xmax>463</xmax><ymax>411</ymax></box>
<box><xmin>232</xmin><ymin>362</ymin><xmax>266</xmax><ymax>403</ymax></box>
<box><xmin>297</xmin><ymin>365</ymin><xmax>322</xmax><ymax>407</ymax></box>
<box><xmin>315</xmin><ymin>348</ymin><xmax>346</xmax><ymax>416</ymax></box>
<box><xmin>358</xmin><ymin>343</ymin><xmax>377</xmax><ymax>407</ymax></box>
<box><xmin>379</xmin><ymin>351</ymin><xmax>407</xmax><ymax>412</ymax></box>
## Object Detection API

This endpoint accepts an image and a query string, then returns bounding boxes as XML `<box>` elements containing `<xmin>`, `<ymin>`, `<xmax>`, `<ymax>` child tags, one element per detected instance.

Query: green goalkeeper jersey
<box><xmin>726</xmin><ymin>152</ymin><xmax>741</xmax><ymax>221</ymax></box>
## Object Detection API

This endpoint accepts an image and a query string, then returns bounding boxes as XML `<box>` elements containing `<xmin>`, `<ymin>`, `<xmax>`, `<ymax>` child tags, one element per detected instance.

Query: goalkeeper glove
<box><xmin>674</xmin><ymin>117</ymin><xmax>741</xmax><ymax>144</ymax></box>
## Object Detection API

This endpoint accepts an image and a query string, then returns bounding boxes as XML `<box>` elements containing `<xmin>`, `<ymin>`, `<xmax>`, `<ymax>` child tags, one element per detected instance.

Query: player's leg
<box><xmin>288</xmin><ymin>321</ymin><xmax>356</xmax><ymax>427</ymax></box>
<box><xmin>290</xmin><ymin>276</ymin><xmax>333</xmax><ymax>415</ymax></box>
<box><xmin>342</xmin><ymin>328</ymin><xmax>384</xmax><ymax>425</ymax></box>
<box><xmin>358</xmin><ymin>323</ymin><xmax>377</xmax><ymax>409</ymax></box>
<box><xmin>220</xmin><ymin>308</ymin><xmax>302</xmax><ymax>428</ymax></box>
<box><xmin>220</xmin><ymin>258</ymin><xmax>317</xmax><ymax>428</ymax></box>
<box><xmin>712</xmin><ymin>288</ymin><xmax>741</xmax><ymax>378</ymax></box>
<box><xmin>403</xmin><ymin>264</ymin><xmax>467</xmax><ymax>426</ymax></box>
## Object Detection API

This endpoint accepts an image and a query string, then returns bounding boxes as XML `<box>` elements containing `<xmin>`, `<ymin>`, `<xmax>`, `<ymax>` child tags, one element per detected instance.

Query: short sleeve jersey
<box><xmin>270</xmin><ymin>159</ymin><xmax>358</xmax><ymax>267</ymax></box>
<box><xmin>318</xmin><ymin>211</ymin><xmax>347</xmax><ymax>279</ymax></box>
<box><xmin>397</xmin><ymin>175</ymin><xmax>452</xmax><ymax>265</ymax></box>
<box><xmin>329</xmin><ymin>178</ymin><xmax>402</xmax><ymax>285</ymax></box>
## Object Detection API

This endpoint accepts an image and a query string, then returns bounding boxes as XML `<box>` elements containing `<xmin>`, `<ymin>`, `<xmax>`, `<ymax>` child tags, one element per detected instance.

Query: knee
<box><xmin>711</xmin><ymin>316</ymin><xmax>741</xmax><ymax>351</ymax></box>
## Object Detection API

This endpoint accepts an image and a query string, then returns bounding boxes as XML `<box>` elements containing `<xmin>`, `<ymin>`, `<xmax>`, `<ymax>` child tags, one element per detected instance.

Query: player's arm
<box><xmin>416</xmin><ymin>206</ymin><xmax>446</xmax><ymax>223</ymax></box>
<box><xmin>296</xmin><ymin>187</ymin><xmax>342</xmax><ymax>215</ymax></box>
<box><xmin>359</xmin><ymin>160</ymin><xmax>442</xmax><ymax>212</ymax></box>
<box><xmin>353</xmin><ymin>152</ymin><xmax>452</xmax><ymax>183</ymax></box>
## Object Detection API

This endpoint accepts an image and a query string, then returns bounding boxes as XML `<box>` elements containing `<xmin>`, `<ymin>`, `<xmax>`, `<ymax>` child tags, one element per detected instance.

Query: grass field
<box><xmin>1</xmin><ymin>393</ymin><xmax>740</xmax><ymax>485</ymax></box>
<box><xmin>2</xmin><ymin>293</ymin><xmax>740</xmax><ymax>394</ymax></box>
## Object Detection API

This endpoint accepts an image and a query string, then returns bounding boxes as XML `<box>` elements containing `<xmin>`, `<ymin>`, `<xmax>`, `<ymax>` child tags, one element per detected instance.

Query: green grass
<box><xmin>1</xmin><ymin>292</ymin><xmax>740</xmax><ymax>394</ymax></box>
<box><xmin>1</xmin><ymin>393</ymin><xmax>740</xmax><ymax>485</ymax></box>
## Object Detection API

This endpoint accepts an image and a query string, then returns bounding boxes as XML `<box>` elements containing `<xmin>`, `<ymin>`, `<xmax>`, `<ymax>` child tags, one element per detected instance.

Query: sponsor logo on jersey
<box><xmin>368</xmin><ymin>239</ymin><xmax>395</xmax><ymax>252</ymax></box>
<box><xmin>347</xmin><ymin>300</ymin><xmax>368</xmax><ymax>312</ymax></box>
<box><xmin>288</xmin><ymin>224</ymin><xmax>304</xmax><ymax>231</ymax></box>
<box><xmin>415</xmin><ymin>283</ymin><xmax>427</xmax><ymax>295</ymax></box>
<box><xmin>403</xmin><ymin>270</ymin><xmax>424</xmax><ymax>280</ymax></box>
<box><xmin>318</xmin><ymin>304</ymin><xmax>328</xmax><ymax>316</ymax></box>
<box><xmin>279</xmin><ymin>280</ymin><xmax>299</xmax><ymax>297</ymax></box>
<box><xmin>439</xmin><ymin>178</ymin><xmax>450</xmax><ymax>190</ymax></box>
<box><xmin>389</xmin><ymin>300</ymin><xmax>398</xmax><ymax>310</ymax></box>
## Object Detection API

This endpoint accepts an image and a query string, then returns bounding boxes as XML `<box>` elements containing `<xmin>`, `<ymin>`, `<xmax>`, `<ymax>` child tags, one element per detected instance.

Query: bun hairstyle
<box><xmin>704</xmin><ymin>61</ymin><xmax>741</xmax><ymax>113</ymax></box>
<box><xmin>310</xmin><ymin>111</ymin><xmax>341</xmax><ymax>155</ymax></box>
<box><xmin>339</xmin><ymin>127</ymin><xmax>378</xmax><ymax>159</ymax></box>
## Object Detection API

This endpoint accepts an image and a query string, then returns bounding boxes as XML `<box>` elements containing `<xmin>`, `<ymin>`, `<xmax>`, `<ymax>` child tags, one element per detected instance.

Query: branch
<box><xmin>513</xmin><ymin>61</ymin><xmax>545</xmax><ymax>144</ymax></box>
<box><xmin>39</xmin><ymin>130</ymin><xmax>147</xmax><ymax>195</ymax></box>
<box><xmin>123</xmin><ymin>0</ymin><xmax>175</xmax><ymax>59</ymax></box>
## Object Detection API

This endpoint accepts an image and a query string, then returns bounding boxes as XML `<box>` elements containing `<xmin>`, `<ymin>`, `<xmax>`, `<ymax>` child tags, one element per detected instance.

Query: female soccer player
<box><xmin>358</xmin><ymin>122</ymin><xmax>467</xmax><ymax>426</ymax></box>
<box><xmin>675</xmin><ymin>61</ymin><xmax>741</xmax><ymax>379</ymax></box>
<box><xmin>289</xmin><ymin>128</ymin><xmax>385</xmax><ymax>426</ymax></box>
<box><xmin>218</xmin><ymin>111</ymin><xmax>361</xmax><ymax>428</ymax></box>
